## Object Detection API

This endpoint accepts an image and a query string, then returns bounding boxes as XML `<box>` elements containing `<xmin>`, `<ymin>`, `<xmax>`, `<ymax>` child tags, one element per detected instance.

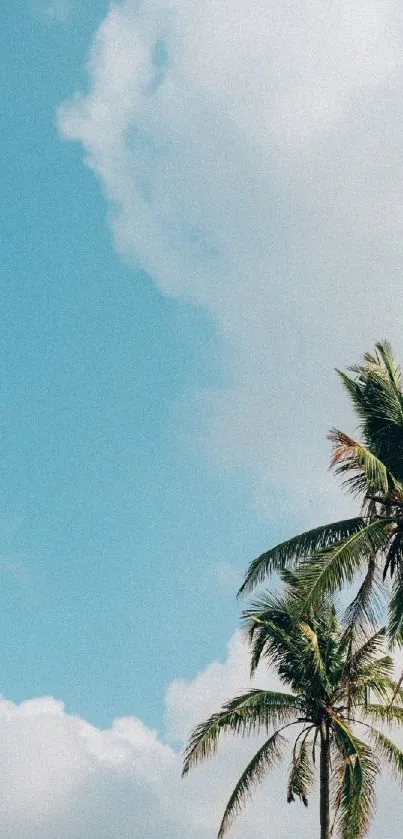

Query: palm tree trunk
<box><xmin>320</xmin><ymin>720</ymin><xmax>330</xmax><ymax>839</ymax></box>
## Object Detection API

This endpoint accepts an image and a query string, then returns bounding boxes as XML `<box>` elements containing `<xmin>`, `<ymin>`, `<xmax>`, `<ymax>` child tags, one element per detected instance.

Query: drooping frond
<box><xmin>287</xmin><ymin>732</ymin><xmax>315</xmax><ymax>806</ymax></box>
<box><xmin>342</xmin><ymin>557</ymin><xmax>385</xmax><ymax>632</ymax></box>
<box><xmin>182</xmin><ymin>690</ymin><xmax>300</xmax><ymax>776</ymax></box>
<box><xmin>279</xmin><ymin>567</ymin><xmax>301</xmax><ymax>594</ymax></box>
<box><xmin>332</xmin><ymin>720</ymin><xmax>378</xmax><ymax>839</ymax></box>
<box><xmin>347</xmin><ymin>627</ymin><xmax>386</xmax><ymax>671</ymax></box>
<box><xmin>242</xmin><ymin>592</ymin><xmax>299</xmax><ymax>675</ymax></box>
<box><xmin>298</xmin><ymin>622</ymin><xmax>328</xmax><ymax>684</ymax></box>
<box><xmin>349</xmin><ymin>658</ymin><xmax>395</xmax><ymax>705</ymax></box>
<box><xmin>342</xmin><ymin>627</ymin><xmax>387</xmax><ymax>698</ymax></box>
<box><xmin>382</xmin><ymin>526</ymin><xmax>403</xmax><ymax>581</ymax></box>
<box><xmin>367</xmin><ymin>728</ymin><xmax>403</xmax><ymax>784</ymax></box>
<box><xmin>296</xmin><ymin>520</ymin><xmax>393</xmax><ymax>610</ymax></box>
<box><xmin>247</xmin><ymin>618</ymin><xmax>272</xmax><ymax>676</ymax></box>
<box><xmin>388</xmin><ymin>564</ymin><xmax>403</xmax><ymax>641</ymax></box>
<box><xmin>248</xmin><ymin>618</ymin><xmax>308</xmax><ymax>686</ymax></box>
<box><xmin>238</xmin><ymin>519</ymin><xmax>366</xmax><ymax>596</ymax></box>
<box><xmin>217</xmin><ymin>727</ymin><xmax>289</xmax><ymax>839</ymax></box>
<box><xmin>335</xmin><ymin>371</ymin><xmax>377</xmax><ymax>429</ymax></box>
<box><xmin>363</xmin><ymin>704</ymin><xmax>403</xmax><ymax>726</ymax></box>
<box><xmin>328</xmin><ymin>429</ymin><xmax>391</xmax><ymax>498</ymax></box>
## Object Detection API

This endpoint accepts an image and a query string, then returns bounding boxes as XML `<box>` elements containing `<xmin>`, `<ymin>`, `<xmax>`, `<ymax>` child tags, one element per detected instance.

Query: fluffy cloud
<box><xmin>0</xmin><ymin>633</ymin><xmax>401</xmax><ymax>838</ymax></box>
<box><xmin>58</xmin><ymin>1</ymin><xmax>403</xmax><ymax>524</ymax></box>
<box><xmin>0</xmin><ymin>635</ymin><xmax>293</xmax><ymax>839</ymax></box>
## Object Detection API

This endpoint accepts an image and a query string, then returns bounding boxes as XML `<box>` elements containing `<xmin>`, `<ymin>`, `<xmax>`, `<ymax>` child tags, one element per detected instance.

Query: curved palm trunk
<box><xmin>320</xmin><ymin>721</ymin><xmax>330</xmax><ymax>839</ymax></box>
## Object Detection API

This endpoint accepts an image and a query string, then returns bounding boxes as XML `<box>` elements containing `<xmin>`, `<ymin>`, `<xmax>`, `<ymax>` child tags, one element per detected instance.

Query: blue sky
<box><xmin>2</xmin><ymin>0</ymin><xmax>274</xmax><ymax>730</ymax></box>
<box><xmin>3</xmin><ymin>2</ymin><xmax>403</xmax><ymax>837</ymax></box>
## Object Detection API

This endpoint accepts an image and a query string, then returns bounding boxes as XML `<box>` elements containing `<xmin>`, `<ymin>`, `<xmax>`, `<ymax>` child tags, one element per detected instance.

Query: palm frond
<box><xmin>182</xmin><ymin>690</ymin><xmax>300</xmax><ymax>775</ymax></box>
<box><xmin>368</xmin><ymin>729</ymin><xmax>403</xmax><ymax>784</ymax></box>
<box><xmin>375</xmin><ymin>340</ymin><xmax>402</xmax><ymax>393</ymax></box>
<box><xmin>347</xmin><ymin>628</ymin><xmax>386</xmax><ymax>672</ymax></box>
<box><xmin>296</xmin><ymin>520</ymin><xmax>393</xmax><ymax>610</ymax></box>
<box><xmin>244</xmin><ymin>597</ymin><xmax>340</xmax><ymax>700</ymax></box>
<box><xmin>217</xmin><ymin>727</ymin><xmax>288</xmax><ymax>839</ymax></box>
<box><xmin>238</xmin><ymin>519</ymin><xmax>367</xmax><ymax>596</ymax></box>
<box><xmin>338</xmin><ymin>350</ymin><xmax>403</xmax><ymax>429</ymax></box>
<box><xmin>328</xmin><ymin>429</ymin><xmax>391</xmax><ymax>498</ymax></box>
<box><xmin>336</xmin><ymin>371</ymin><xmax>370</xmax><ymax>425</ymax></box>
<box><xmin>243</xmin><ymin>593</ymin><xmax>298</xmax><ymax>675</ymax></box>
<box><xmin>363</xmin><ymin>704</ymin><xmax>403</xmax><ymax>726</ymax></box>
<box><xmin>246</xmin><ymin>617</ymin><xmax>308</xmax><ymax>684</ymax></box>
<box><xmin>388</xmin><ymin>564</ymin><xmax>403</xmax><ymax>641</ymax></box>
<box><xmin>382</xmin><ymin>526</ymin><xmax>403</xmax><ymax>582</ymax></box>
<box><xmin>349</xmin><ymin>660</ymin><xmax>396</xmax><ymax>705</ymax></box>
<box><xmin>336</xmin><ymin>342</ymin><xmax>403</xmax><ymax>480</ymax></box>
<box><xmin>342</xmin><ymin>557</ymin><xmax>385</xmax><ymax>632</ymax></box>
<box><xmin>246</xmin><ymin>618</ymin><xmax>297</xmax><ymax>677</ymax></box>
<box><xmin>287</xmin><ymin>732</ymin><xmax>315</xmax><ymax>806</ymax></box>
<box><xmin>298</xmin><ymin>622</ymin><xmax>328</xmax><ymax>684</ymax></box>
<box><xmin>332</xmin><ymin>719</ymin><xmax>378</xmax><ymax>839</ymax></box>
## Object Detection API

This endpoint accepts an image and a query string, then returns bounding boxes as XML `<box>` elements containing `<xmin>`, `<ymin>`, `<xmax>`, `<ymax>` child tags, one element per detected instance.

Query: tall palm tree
<box><xmin>183</xmin><ymin>587</ymin><xmax>403</xmax><ymax>839</ymax></box>
<box><xmin>238</xmin><ymin>342</ymin><xmax>403</xmax><ymax>638</ymax></box>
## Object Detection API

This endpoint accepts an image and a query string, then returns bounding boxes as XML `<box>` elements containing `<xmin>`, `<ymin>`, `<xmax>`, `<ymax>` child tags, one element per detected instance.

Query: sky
<box><xmin>3</xmin><ymin>0</ymin><xmax>403</xmax><ymax>836</ymax></box>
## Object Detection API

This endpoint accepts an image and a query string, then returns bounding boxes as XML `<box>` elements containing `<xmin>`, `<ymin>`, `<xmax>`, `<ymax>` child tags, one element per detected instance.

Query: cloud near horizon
<box><xmin>0</xmin><ymin>633</ymin><xmax>299</xmax><ymax>839</ymax></box>
<box><xmin>0</xmin><ymin>631</ymin><xmax>402</xmax><ymax>838</ymax></box>
<box><xmin>57</xmin><ymin>0</ymin><xmax>403</xmax><ymax>526</ymax></box>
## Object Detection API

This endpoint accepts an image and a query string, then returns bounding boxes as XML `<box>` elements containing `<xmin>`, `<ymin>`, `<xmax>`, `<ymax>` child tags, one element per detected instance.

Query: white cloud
<box><xmin>0</xmin><ymin>635</ymin><xmax>297</xmax><ymax>839</ymax></box>
<box><xmin>58</xmin><ymin>1</ymin><xmax>403</xmax><ymax>525</ymax></box>
<box><xmin>0</xmin><ymin>633</ymin><xmax>401</xmax><ymax>838</ymax></box>
<box><xmin>165</xmin><ymin>631</ymin><xmax>256</xmax><ymax>739</ymax></box>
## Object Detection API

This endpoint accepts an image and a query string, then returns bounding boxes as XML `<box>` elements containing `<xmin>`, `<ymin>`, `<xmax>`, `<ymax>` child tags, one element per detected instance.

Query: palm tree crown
<box><xmin>238</xmin><ymin>342</ymin><xmax>403</xmax><ymax>638</ymax></box>
<box><xmin>183</xmin><ymin>586</ymin><xmax>403</xmax><ymax>839</ymax></box>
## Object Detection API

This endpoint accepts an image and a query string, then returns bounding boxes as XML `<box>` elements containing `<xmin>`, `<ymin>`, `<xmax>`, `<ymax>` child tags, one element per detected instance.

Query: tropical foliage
<box><xmin>183</xmin><ymin>341</ymin><xmax>403</xmax><ymax>839</ymax></box>
<box><xmin>239</xmin><ymin>342</ymin><xmax>403</xmax><ymax>639</ymax></box>
<box><xmin>183</xmin><ymin>585</ymin><xmax>403</xmax><ymax>839</ymax></box>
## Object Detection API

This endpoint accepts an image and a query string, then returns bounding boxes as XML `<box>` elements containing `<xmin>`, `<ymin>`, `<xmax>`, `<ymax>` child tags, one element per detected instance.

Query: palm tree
<box><xmin>238</xmin><ymin>342</ymin><xmax>403</xmax><ymax>638</ymax></box>
<box><xmin>183</xmin><ymin>587</ymin><xmax>403</xmax><ymax>839</ymax></box>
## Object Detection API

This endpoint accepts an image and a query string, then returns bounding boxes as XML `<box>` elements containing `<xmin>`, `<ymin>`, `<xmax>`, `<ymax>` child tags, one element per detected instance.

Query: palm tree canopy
<box><xmin>336</xmin><ymin>341</ymin><xmax>403</xmax><ymax>482</ymax></box>
<box><xmin>183</xmin><ymin>590</ymin><xmax>403</xmax><ymax>839</ymax></box>
<box><xmin>239</xmin><ymin>342</ymin><xmax>403</xmax><ymax>639</ymax></box>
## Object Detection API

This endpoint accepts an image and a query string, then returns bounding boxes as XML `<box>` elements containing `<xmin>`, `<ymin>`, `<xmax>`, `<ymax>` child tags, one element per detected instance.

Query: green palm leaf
<box><xmin>342</xmin><ymin>557</ymin><xmax>384</xmax><ymax>631</ymax></box>
<box><xmin>368</xmin><ymin>729</ymin><xmax>403</xmax><ymax>782</ymax></box>
<box><xmin>287</xmin><ymin>733</ymin><xmax>315</xmax><ymax>806</ymax></box>
<box><xmin>298</xmin><ymin>622</ymin><xmax>328</xmax><ymax>684</ymax></box>
<box><xmin>182</xmin><ymin>690</ymin><xmax>300</xmax><ymax>775</ymax></box>
<box><xmin>328</xmin><ymin>429</ymin><xmax>391</xmax><ymax>498</ymax></box>
<box><xmin>217</xmin><ymin>727</ymin><xmax>289</xmax><ymax>839</ymax></box>
<box><xmin>347</xmin><ymin>628</ymin><xmax>386</xmax><ymax>670</ymax></box>
<box><xmin>364</xmin><ymin>704</ymin><xmax>403</xmax><ymax>726</ymax></box>
<box><xmin>238</xmin><ymin>518</ymin><xmax>367</xmax><ymax>596</ymax></box>
<box><xmin>332</xmin><ymin>720</ymin><xmax>378</xmax><ymax>839</ymax></box>
<box><xmin>349</xmin><ymin>659</ymin><xmax>395</xmax><ymax>705</ymax></box>
<box><xmin>388</xmin><ymin>565</ymin><xmax>403</xmax><ymax>641</ymax></box>
<box><xmin>247</xmin><ymin>617</ymin><xmax>295</xmax><ymax>676</ymax></box>
<box><xmin>243</xmin><ymin>591</ymin><xmax>301</xmax><ymax>675</ymax></box>
<box><xmin>297</xmin><ymin>520</ymin><xmax>393</xmax><ymax>610</ymax></box>
<box><xmin>375</xmin><ymin>340</ymin><xmax>402</xmax><ymax>391</ymax></box>
<box><xmin>337</xmin><ymin>343</ymin><xmax>403</xmax><ymax>479</ymax></box>
<box><xmin>184</xmin><ymin>570</ymin><xmax>403</xmax><ymax>839</ymax></box>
